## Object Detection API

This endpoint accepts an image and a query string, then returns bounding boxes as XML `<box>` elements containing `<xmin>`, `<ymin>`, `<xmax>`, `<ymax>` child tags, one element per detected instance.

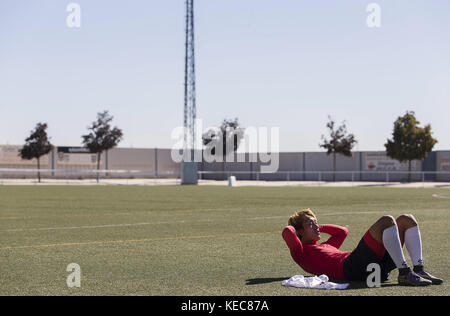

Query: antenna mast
<box><xmin>182</xmin><ymin>0</ymin><xmax>198</xmax><ymax>184</ymax></box>
<box><xmin>184</xmin><ymin>0</ymin><xmax>196</xmax><ymax>152</ymax></box>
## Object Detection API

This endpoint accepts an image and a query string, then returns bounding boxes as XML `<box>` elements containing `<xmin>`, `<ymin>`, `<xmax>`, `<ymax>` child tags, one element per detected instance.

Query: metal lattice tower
<box><xmin>184</xmin><ymin>0</ymin><xmax>196</xmax><ymax>152</ymax></box>
<box><xmin>181</xmin><ymin>0</ymin><xmax>198</xmax><ymax>184</ymax></box>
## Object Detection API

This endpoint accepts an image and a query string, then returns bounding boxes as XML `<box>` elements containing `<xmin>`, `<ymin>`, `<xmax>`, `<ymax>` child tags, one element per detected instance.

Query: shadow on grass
<box><xmin>344</xmin><ymin>281</ymin><xmax>399</xmax><ymax>290</ymax></box>
<box><xmin>246</xmin><ymin>277</ymin><xmax>291</xmax><ymax>285</ymax></box>
<box><xmin>246</xmin><ymin>277</ymin><xmax>399</xmax><ymax>289</ymax></box>
<box><xmin>359</xmin><ymin>183</ymin><xmax>397</xmax><ymax>187</ymax></box>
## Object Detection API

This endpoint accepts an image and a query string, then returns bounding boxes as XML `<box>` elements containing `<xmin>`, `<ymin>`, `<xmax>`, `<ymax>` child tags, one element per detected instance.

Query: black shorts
<box><xmin>343</xmin><ymin>231</ymin><xmax>396</xmax><ymax>282</ymax></box>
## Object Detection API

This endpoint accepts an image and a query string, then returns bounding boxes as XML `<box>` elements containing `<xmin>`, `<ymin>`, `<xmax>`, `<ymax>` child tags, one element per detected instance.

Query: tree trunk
<box><xmin>97</xmin><ymin>152</ymin><xmax>101</xmax><ymax>183</ymax></box>
<box><xmin>105</xmin><ymin>150</ymin><xmax>109</xmax><ymax>177</ymax></box>
<box><xmin>333</xmin><ymin>153</ymin><xmax>336</xmax><ymax>182</ymax></box>
<box><xmin>37</xmin><ymin>157</ymin><xmax>41</xmax><ymax>183</ymax></box>
<box><xmin>222</xmin><ymin>160</ymin><xmax>225</xmax><ymax>181</ymax></box>
<box><xmin>408</xmin><ymin>160</ymin><xmax>412</xmax><ymax>183</ymax></box>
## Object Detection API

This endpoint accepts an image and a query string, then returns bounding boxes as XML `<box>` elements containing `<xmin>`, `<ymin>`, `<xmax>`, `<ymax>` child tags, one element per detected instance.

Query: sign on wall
<box><xmin>440</xmin><ymin>158</ymin><xmax>450</xmax><ymax>171</ymax></box>
<box><xmin>364</xmin><ymin>152</ymin><xmax>419</xmax><ymax>171</ymax></box>
<box><xmin>57</xmin><ymin>147</ymin><xmax>98</xmax><ymax>165</ymax></box>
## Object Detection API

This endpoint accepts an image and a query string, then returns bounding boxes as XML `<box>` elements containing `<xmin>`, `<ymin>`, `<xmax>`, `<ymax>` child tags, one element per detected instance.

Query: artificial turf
<box><xmin>0</xmin><ymin>185</ymin><xmax>448</xmax><ymax>296</ymax></box>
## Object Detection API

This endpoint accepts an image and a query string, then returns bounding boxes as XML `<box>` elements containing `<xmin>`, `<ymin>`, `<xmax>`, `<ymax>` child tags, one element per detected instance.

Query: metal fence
<box><xmin>1</xmin><ymin>168</ymin><xmax>450</xmax><ymax>185</ymax></box>
<box><xmin>0</xmin><ymin>168</ymin><xmax>182</xmax><ymax>185</ymax></box>
<box><xmin>198</xmin><ymin>170</ymin><xmax>450</xmax><ymax>184</ymax></box>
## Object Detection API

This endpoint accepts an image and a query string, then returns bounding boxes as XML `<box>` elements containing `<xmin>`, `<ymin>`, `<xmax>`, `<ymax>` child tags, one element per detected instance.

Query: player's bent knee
<box><xmin>396</xmin><ymin>214</ymin><xmax>418</xmax><ymax>226</ymax></box>
<box><xmin>369</xmin><ymin>216</ymin><xmax>396</xmax><ymax>242</ymax></box>
<box><xmin>378</xmin><ymin>215</ymin><xmax>396</xmax><ymax>229</ymax></box>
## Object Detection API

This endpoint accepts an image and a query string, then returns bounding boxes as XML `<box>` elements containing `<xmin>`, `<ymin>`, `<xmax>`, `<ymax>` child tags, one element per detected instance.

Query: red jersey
<box><xmin>282</xmin><ymin>224</ymin><xmax>351</xmax><ymax>280</ymax></box>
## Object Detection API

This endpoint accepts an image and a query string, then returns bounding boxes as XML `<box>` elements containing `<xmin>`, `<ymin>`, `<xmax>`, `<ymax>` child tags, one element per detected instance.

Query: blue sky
<box><xmin>0</xmin><ymin>0</ymin><xmax>449</xmax><ymax>151</ymax></box>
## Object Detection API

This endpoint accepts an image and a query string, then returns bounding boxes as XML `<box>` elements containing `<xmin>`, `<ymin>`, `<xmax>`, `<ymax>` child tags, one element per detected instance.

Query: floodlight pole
<box><xmin>182</xmin><ymin>0</ymin><xmax>198</xmax><ymax>184</ymax></box>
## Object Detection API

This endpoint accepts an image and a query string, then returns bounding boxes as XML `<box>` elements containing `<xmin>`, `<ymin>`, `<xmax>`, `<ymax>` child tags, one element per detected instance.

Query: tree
<box><xmin>19</xmin><ymin>123</ymin><xmax>54</xmax><ymax>183</ymax></box>
<box><xmin>320</xmin><ymin>116</ymin><xmax>357</xmax><ymax>181</ymax></box>
<box><xmin>82</xmin><ymin>111</ymin><xmax>123</xmax><ymax>183</ymax></box>
<box><xmin>385</xmin><ymin>111</ymin><xmax>437</xmax><ymax>182</ymax></box>
<box><xmin>202</xmin><ymin>118</ymin><xmax>245</xmax><ymax>180</ymax></box>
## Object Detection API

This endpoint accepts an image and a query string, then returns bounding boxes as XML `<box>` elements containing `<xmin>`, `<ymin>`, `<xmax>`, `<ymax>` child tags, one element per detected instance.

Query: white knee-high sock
<box><xmin>382</xmin><ymin>225</ymin><xmax>409</xmax><ymax>269</ymax></box>
<box><xmin>404</xmin><ymin>226</ymin><xmax>423</xmax><ymax>266</ymax></box>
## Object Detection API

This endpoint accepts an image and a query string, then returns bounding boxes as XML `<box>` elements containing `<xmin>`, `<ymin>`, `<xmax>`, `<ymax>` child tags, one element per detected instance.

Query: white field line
<box><xmin>0</xmin><ymin>219</ymin><xmax>213</xmax><ymax>233</ymax></box>
<box><xmin>249</xmin><ymin>210</ymin><xmax>394</xmax><ymax>221</ymax></box>
<box><xmin>432</xmin><ymin>194</ymin><xmax>449</xmax><ymax>199</ymax></box>
<box><xmin>0</xmin><ymin>208</ymin><xmax>255</xmax><ymax>221</ymax></box>
<box><xmin>0</xmin><ymin>231</ymin><xmax>280</xmax><ymax>251</ymax></box>
<box><xmin>0</xmin><ymin>210</ymin><xmax>393</xmax><ymax>233</ymax></box>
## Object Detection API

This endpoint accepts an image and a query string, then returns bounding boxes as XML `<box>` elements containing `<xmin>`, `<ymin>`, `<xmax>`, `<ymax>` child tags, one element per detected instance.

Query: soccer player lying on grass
<box><xmin>282</xmin><ymin>209</ymin><xmax>443</xmax><ymax>286</ymax></box>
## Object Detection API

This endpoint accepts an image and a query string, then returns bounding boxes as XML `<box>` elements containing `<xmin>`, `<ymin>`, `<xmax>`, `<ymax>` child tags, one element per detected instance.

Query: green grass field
<box><xmin>0</xmin><ymin>185</ymin><xmax>448</xmax><ymax>296</ymax></box>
